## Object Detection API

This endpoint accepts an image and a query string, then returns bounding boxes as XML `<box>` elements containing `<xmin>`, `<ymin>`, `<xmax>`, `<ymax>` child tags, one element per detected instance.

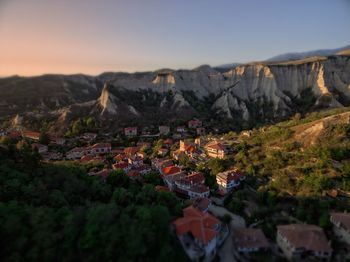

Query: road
<box><xmin>208</xmin><ymin>203</ymin><xmax>246</xmax><ymax>262</ymax></box>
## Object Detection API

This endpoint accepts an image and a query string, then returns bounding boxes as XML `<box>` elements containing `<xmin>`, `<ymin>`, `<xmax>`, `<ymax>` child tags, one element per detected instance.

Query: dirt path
<box><xmin>208</xmin><ymin>204</ymin><xmax>246</xmax><ymax>262</ymax></box>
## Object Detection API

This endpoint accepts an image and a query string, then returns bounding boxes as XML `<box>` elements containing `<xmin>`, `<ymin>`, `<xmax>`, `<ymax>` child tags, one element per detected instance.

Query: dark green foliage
<box><xmin>0</xmin><ymin>147</ymin><xmax>187</xmax><ymax>262</ymax></box>
<box><xmin>65</xmin><ymin>117</ymin><xmax>97</xmax><ymax>137</ymax></box>
<box><xmin>39</xmin><ymin>131</ymin><xmax>50</xmax><ymax>145</ymax></box>
<box><xmin>290</xmin><ymin>87</ymin><xmax>317</xmax><ymax>114</ymax></box>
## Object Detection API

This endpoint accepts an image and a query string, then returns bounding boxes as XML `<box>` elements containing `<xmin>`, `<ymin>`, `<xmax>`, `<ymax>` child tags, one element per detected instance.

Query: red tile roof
<box><xmin>124</xmin><ymin>146</ymin><xmax>139</xmax><ymax>156</ymax></box>
<box><xmin>173</xmin><ymin>206</ymin><xmax>220</xmax><ymax>245</ymax></box>
<box><xmin>217</xmin><ymin>169</ymin><xmax>244</xmax><ymax>183</ymax></box>
<box><xmin>113</xmin><ymin>162</ymin><xmax>129</xmax><ymax>169</ymax></box>
<box><xmin>23</xmin><ymin>131</ymin><xmax>40</xmax><ymax>140</ymax></box>
<box><xmin>91</xmin><ymin>143</ymin><xmax>111</xmax><ymax>149</ymax></box>
<box><xmin>206</xmin><ymin>142</ymin><xmax>226</xmax><ymax>151</ymax></box>
<box><xmin>162</xmin><ymin>166</ymin><xmax>181</xmax><ymax>176</ymax></box>
<box><xmin>193</xmin><ymin>198</ymin><xmax>211</xmax><ymax>212</ymax></box>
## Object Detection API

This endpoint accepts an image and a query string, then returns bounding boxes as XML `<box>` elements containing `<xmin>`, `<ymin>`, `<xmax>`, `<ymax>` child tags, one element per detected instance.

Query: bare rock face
<box><xmin>98</xmin><ymin>83</ymin><xmax>118</xmax><ymax>115</ymax></box>
<box><xmin>0</xmin><ymin>55</ymin><xmax>349</xmax><ymax>128</ymax></box>
<box><xmin>211</xmin><ymin>92</ymin><xmax>250</xmax><ymax>120</ymax></box>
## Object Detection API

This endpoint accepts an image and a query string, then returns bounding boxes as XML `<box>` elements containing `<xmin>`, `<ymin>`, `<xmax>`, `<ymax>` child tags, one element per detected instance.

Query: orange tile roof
<box><xmin>23</xmin><ymin>131</ymin><xmax>40</xmax><ymax>140</ymax></box>
<box><xmin>124</xmin><ymin>146</ymin><xmax>139</xmax><ymax>156</ymax></box>
<box><xmin>173</xmin><ymin>206</ymin><xmax>220</xmax><ymax>245</ymax></box>
<box><xmin>91</xmin><ymin>143</ymin><xmax>111</xmax><ymax>149</ymax></box>
<box><xmin>206</xmin><ymin>142</ymin><xmax>226</xmax><ymax>151</ymax></box>
<box><xmin>162</xmin><ymin>166</ymin><xmax>181</xmax><ymax>176</ymax></box>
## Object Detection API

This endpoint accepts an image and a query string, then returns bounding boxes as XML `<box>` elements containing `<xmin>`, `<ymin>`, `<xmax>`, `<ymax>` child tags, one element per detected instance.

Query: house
<box><xmin>124</xmin><ymin>127</ymin><xmax>137</xmax><ymax>137</ymax></box>
<box><xmin>23</xmin><ymin>131</ymin><xmax>40</xmax><ymax>141</ymax></box>
<box><xmin>80</xmin><ymin>155</ymin><xmax>105</xmax><ymax>163</ymax></box>
<box><xmin>159</xmin><ymin>125</ymin><xmax>170</xmax><ymax>135</ymax></box>
<box><xmin>0</xmin><ymin>130</ymin><xmax>7</xmax><ymax>136</ymax></box>
<box><xmin>32</xmin><ymin>143</ymin><xmax>48</xmax><ymax>154</ymax></box>
<box><xmin>89</xmin><ymin>143</ymin><xmax>111</xmax><ymax>155</ymax></box>
<box><xmin>49</xmin><ymin>136</ymin><xmax>66</xmax><ymax>145</ymax></box>
<box><xmin>132</xmin><ymin>164</ymin><xmax>152</xmax><ymax>176</ymax></box>
<box><xmin>205</xmin><ymin>141</ymin><xmax>229</xmax><ymax>159</ymax></box>
<box><xmin>161</xmin><ymin>165</ymin><xmax>184</xmax><ymax>189</ymax></box>
<box><xmin>136</xmin><ymin>141</ymin><xmax>151</xmax><ymax>149</ymax></box>
<box><xmin>216</xmin><ymin>169</ymin><xmax>244</xmax><ymax>193</ymax></box>
<box><xmin>136</xmin><ymin>151</ymin><xmax>146</xmax><ymax>159</ymax></box>
<box><xmin>41</xmin><ymin>151</ymin><xmax>63</xmax><ymax>161</ymax></box>
<box><xmin>82</xmin><ymin>132</ymin><xmax>97</xmax><ymax>141</ymax></box>
<box><xmin>186</xmin><ymin>185</ymin><xmax>210</xmax><ymax>199</ymax></box>
<box><xmin>7</xmin><ymin>131</ymin><xmax>21</xmax><ymax>139</ymax></box>
<box><xmin>158</xmin><ymin>148</ymin><xmax>168</xmax><ymax>157</ymax></box>
<box><xmin>172</xmin><ymin>150</ymin><xmax>187</xmax><ymax>161</ymax></box>
<box><xmin>114</xmin><ymin>153</ymin><xmax>126</xmax><ymax>162</ymax></box>
<box><xmin>192</xmin><ymin>198</ymin><xmax>211</xmax><ymax>213</ymax></box>
<box><xmin>196</xmin><ymin>127</ymin><xmax>205</xmax><ymax>135</ymax></box>
<box><xmin>127</xmin><ymin>156</ymin><xmax>143</xmax><ymax>167</ymax></box>
<box><xmin>66</xmin><ymin>147</ymin><xmax>85</xmax><ymax>160</ymax></box>
<box><xmin>173</xmin><ymin>206</ymin><xmax>223</xmax><ymax>258</ymax></box>
<box><xmin>124</xmin><ymin>146</ymin><xmax>140</xmax><ymax>157</ymax></box>
<box><xmin>151</xmin><ymin>158</ymin><xmax>173</xmax><ymax>173</ymax></box>
<box><xmin>113</xmin><ymin>162</ymin><xmax>131</xmax><ymax>173</ymax></box>
<box><xmin>194</xmin><ymin>137</ymin><xmax>208</xmax><ymax>147</ymax></box>
<box><xmin>174</xmin><ymin>172</ymin><xmax>209</xmax><ymax>199</ymax></box>
<box><xmin>276</xmin><ymin>224</ymin><xmax>332</xmax><ymax>261</ymax></box>
<box><xmin>178</xmin><ymin>140</ymin><xmax>201</xmax><ymax>158</ymax></box>
<box><xmin>89</xmin><ymin>169</ymin><xmax>111</xmax><ymax>181</ymax></box>
<box><xmin>176</xmin><ymin>126</ymin><xmax>186</xmax><ymax>133</ymax></box>
<box><xmin>180</xmin><ymin>140</ymin><xmax>196</xmax><ymax>152</ymax></box>
<box><xmin>188</xmin><ymin>119</ymin><xmax>202</xmax><ymax>129</ymax></box>
<box><xmin>233</xmin><ymin>228</ymin><xmax>270</xmax><ymax>253</ymax></box>
<box><xmin>330</xmin><ymin>212</ymin><xmax>350</xmax><ymax>245</ymax></box>
<box><xmin>163</xmin><ymin>138</ymin><xmax>174</xmax><ymax>148</ymax></box>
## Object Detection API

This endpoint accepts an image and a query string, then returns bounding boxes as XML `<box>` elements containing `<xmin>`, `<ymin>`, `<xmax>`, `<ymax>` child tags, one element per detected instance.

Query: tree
<box><xmin>207</xmin><ymin>158</ymin><xmax>226</xmax><ymax>175</ymax></box>
<box><xmin>144</xmin><ymin>172</ymin><xmax>162</xmax><ymax>186</ymax></box>
<box><xmin>39</xmin><ymin>131</ymin><xmax>50</xmax><ymax>145</ymax></box>
<box><xmin>106</xmin><ymin>170</ymin><xmax>129</xmax><ymax>188</ymax></box>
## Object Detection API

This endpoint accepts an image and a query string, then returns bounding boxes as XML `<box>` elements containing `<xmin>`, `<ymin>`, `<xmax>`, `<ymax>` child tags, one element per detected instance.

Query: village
<box><xmin>1</xmin><ymin>118</ymin><xmax>349</xmax><ymax>262</ymax></box>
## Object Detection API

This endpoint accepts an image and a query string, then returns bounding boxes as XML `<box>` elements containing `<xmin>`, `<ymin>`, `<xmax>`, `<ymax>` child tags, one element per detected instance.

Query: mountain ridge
<box><xmin>1</xmin><ymin>53</ymin><xmax>349</xmax><ymax>134</ymax></box>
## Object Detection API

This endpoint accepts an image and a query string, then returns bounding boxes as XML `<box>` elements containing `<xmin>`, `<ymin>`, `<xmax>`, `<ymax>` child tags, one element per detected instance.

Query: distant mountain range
<box><xmin>0</xmin><ymin>46</ymin><xmax>349</xmax><ymax>134</ymax></box>
<box><xmin>266</xmin><ymin>44</ymin><xmax>350</xmax><ymax>62</ymax></box>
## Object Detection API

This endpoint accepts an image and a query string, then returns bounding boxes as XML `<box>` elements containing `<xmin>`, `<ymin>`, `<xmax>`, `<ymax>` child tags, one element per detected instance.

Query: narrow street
<box><xmin>208</xmin><ymin>202</ymin><xmax>246</xmax><ymax>262</ymax></box>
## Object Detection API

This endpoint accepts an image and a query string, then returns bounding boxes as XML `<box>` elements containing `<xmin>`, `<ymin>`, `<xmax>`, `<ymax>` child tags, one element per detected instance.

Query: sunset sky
<box><xmin>1</xmin><ymin>0</ymin><xmax>349</xmax><ymax>76</ymax></box>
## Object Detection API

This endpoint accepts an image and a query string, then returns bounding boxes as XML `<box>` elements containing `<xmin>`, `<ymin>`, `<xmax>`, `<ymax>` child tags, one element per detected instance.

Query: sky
<box><xmin>0</xmin><ymin>0</ymin><xmax>349</xmax><ymax>76</ymax></box>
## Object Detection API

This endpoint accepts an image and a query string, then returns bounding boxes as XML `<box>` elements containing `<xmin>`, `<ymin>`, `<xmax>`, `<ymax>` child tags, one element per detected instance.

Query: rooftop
<box><xmin>277</xmin><ymin>224</ymin><xmax>332</xmax><ymax>253</ymax></box>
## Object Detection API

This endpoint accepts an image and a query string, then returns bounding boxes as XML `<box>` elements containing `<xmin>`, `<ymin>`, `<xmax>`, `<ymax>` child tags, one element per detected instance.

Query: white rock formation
<box><xmin>98</xmin><ymin>84</ymin><xmax>118</xmax><ymax>115</ymax></box>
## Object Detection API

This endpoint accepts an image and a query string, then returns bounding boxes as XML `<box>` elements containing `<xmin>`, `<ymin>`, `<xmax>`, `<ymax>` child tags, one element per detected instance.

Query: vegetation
<box><xmin>0</xmin><ymin>145</ymin><xmax>187</xmax><ymax>261</ymax></box>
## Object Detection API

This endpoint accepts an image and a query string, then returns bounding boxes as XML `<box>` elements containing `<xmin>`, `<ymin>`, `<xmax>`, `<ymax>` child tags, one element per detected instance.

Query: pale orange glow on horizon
<box><xmin>1</xmin><ymin>0</ymin><xmax>349</xmax><ymax>77</ymax></box>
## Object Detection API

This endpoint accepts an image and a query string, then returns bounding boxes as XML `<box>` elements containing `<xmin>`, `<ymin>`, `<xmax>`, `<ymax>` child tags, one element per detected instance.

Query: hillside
<box><xmin>231</xmin><ymin>107</ymin><xmax>350</xmax><ymax>197</ymax></box>
<box><xmin>0</xmin><ymin>54</ymin><xmax>350</xmax><ymax>134</ymax></box>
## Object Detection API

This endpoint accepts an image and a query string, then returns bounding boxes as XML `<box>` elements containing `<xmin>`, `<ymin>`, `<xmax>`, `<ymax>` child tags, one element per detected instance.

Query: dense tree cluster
<box><xmin>0</xmin><ymin>146</ymin><xmax>187</xmax><ymax>261</ymax></box>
